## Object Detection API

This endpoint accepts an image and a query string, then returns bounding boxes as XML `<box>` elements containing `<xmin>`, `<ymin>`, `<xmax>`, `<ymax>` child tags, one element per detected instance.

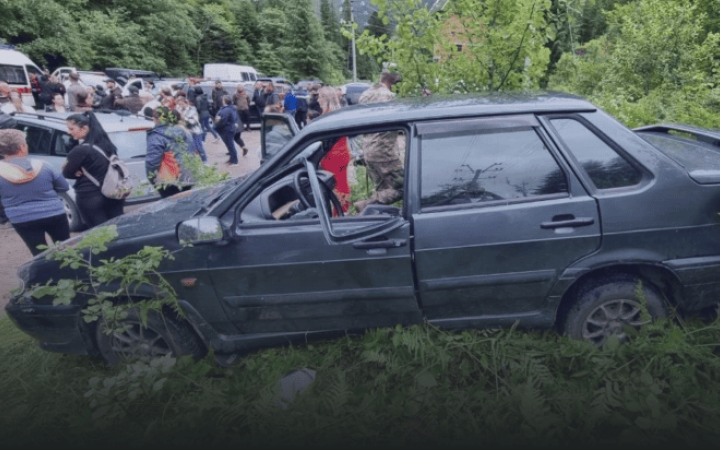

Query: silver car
<box><xmin>11</xmin><ymin>111</ymin><xmax>158</xmax><ymax>230</ymax></box>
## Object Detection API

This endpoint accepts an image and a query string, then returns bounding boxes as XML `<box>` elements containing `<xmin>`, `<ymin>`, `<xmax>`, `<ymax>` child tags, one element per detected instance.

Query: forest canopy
<box><xmin>0</xmin><ymin>0</ymin><xmax>718</xmax><ymax>128</ymax></box>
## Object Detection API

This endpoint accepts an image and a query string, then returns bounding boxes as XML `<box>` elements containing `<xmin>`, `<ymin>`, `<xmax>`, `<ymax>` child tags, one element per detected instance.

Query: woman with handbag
<box><xmin>145</xmin><ymin>106</ymin><xmax>195</xmax><ymax>199</ymax></box>
<box><xmin>63</xmin><ymin>112</ymin><xmax>125</xmax><ymax>227</ymax></box>
<box><xmin>0</xmin><ymin>129</ymin><xmax>70</xmax><ymax>255</ymax></box>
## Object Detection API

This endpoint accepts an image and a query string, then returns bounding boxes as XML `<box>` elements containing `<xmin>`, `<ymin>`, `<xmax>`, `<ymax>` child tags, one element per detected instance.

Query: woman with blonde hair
<box><xmin>317</xmin><ymin>86</ymin><xmax>341</xmax><ymax>115</ymax></box>
<box><xmin>0</xmin><ymin>129</ymin><xmax>70</xmax><ymax>255</ymax></box>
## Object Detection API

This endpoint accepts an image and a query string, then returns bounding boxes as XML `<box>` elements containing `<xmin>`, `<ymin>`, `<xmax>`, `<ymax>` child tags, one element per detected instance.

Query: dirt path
<box><xmin>0</xmin><ymin>129</ymin><xmax>261</xmax><ymax>316</ymax></box>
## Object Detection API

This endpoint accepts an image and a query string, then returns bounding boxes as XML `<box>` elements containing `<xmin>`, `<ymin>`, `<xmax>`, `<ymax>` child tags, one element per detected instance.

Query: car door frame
<box><xmin>260</xmin><ymin>112</ymin><xmax>299</xmax><ymax>164</ymax></box>
<box><xmin>209</xmin><ymin>124</ymin><xmax>422</xmax><ymax>334</ymax></box>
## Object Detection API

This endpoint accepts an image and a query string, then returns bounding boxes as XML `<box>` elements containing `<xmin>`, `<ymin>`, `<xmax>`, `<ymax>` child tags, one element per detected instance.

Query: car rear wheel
<box><xmin>564</xmin><ymin>276</ymin><xmax>668</xmax><ymax>346</ymax></box>
<box><xmin>58</xmin><ymin>192</ymin><xmax>85</xmax><ymax>232</ymax></box>
<box><xmin>95</xmin><ymin>308</ymin><xmax>207</xmax><ymax>365</ymax></box>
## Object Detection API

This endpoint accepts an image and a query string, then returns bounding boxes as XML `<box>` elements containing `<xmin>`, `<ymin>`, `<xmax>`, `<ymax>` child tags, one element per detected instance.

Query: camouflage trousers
<box><xmin>363</xmin><ymin>131</ymin><xmax>404</xmax><ymax>205</ymax></box>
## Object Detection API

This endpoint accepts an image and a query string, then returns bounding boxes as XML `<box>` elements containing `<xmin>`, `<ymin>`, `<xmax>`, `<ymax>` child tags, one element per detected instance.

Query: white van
<box><xmin>0</xmin><ymin>49</ymin><xmax>43</xmax><ymax>107</ymax></box>
<box><xmin>203</xmin><ymin>63</ymin><xmax>258</xmax><ymax>82</ymax></box>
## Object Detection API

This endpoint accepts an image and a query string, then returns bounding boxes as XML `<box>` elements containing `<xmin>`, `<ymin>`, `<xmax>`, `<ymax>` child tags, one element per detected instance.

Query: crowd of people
<box><xmin>0</xmin><ymin>67</ymin><xmax>407</xmax><ymax>255</ymax></box>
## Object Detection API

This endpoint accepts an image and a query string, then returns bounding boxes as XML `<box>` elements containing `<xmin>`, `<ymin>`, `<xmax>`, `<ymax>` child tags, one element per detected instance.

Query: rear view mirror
<box><xmin>177</xmin><ymin>217</ymin><xmax>226</xmax><ymax>245</ymax></box>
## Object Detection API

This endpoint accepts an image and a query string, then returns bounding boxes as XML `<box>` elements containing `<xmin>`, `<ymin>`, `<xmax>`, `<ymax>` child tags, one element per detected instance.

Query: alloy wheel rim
<box><xmin>61</xmin><ymin>198</ymin><xmax>73</xmax><ymax>224</ymax></box>
<box><xmin>582</xmin><ymin>298</ymin><xmax>648</xmax><ymax>345</ymax></box>
<box><xmin>109</xmin><ymin>322</ymin><xmax>172</xmax><ymax>361</ymax></box>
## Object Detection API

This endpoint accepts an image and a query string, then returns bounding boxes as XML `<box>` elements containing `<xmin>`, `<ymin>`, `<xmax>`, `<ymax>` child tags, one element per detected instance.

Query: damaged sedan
<box><xmin>6</xmin><ymin>93</ymin><xmax>720</xmax><ymax>366</ymax></box>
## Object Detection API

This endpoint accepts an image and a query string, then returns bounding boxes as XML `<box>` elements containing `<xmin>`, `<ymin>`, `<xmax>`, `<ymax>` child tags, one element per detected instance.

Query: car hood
<box><xmin>100</xmin><ymin>177</ymin><xmax>247</xmax><ymax>240</ymax></box>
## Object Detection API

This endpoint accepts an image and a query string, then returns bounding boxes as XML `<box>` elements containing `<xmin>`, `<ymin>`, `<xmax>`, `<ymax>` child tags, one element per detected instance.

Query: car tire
<box><xmin>563</xmin><ymin>275</ymin><xmax>668</xmax><ymax>346</ymax></box>
<box><xmin>95</xmin><ymin>307</ymin><xmax>207</xmax><ymax>365</ymax></box>
<box><xmin>58</xmin><ymin>192</ymin><xmax>85</xmax><ymax>232</ymax></box>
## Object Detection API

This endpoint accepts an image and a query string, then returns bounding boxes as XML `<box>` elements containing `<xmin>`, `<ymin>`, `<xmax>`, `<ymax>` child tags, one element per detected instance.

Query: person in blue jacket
<box><xmin>0</xmin><ymin>129</ymin><xmax>70</xmax><ymax>255</ymax></box>
<box><xmin>214</xmin><ymin>95</ymin><xmax>240</xmax><ymax>165</ymax></box>
<box><xmin>145</xmin><ymin>106</ymin><xmax>196</xmax><ymax>198</ymax></box>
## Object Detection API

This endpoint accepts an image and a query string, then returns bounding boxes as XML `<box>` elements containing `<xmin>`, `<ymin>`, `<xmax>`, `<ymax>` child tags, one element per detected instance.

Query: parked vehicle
<box><xmin>51</xmin><ymin>68</ymin><xmax>107</xmax><ymax>88</ymax></box>
<box><xmin>9</xmin><ymin>111</ymin><xmax>158</xmax><ymax>231</ymax></box>
<box><xmin>104</xmin><ymin>68</ymin><xmax>161</xmax><ymax>85</ymax></box>
<box><xmin>0</xmin><ymin>49</ymin><xmax>43</xmax><ymax>107</ymax></box>
<box><xmin>203</xmin><ymin>63</ymin><xmax>258</xmax><ymax>83</ymax></box>
<box><xmin>8</xmin><ymin>93</ymin><xmax>720</xmax><ymax>367</ymax></box>
<box><xmin>344</xmin><ymin>82</ymin><xmax>371</xmax><ymax>105</ymax></box>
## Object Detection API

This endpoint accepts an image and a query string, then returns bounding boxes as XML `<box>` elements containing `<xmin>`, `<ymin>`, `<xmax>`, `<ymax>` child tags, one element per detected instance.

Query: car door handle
<box><xmin>540</xmin><ymin>217</ymin><xmax>595</xmax><ymax>229</ymax></box>
<box><xmin>353</xmin><ymin>238</ymin><xmax>407</xmax><ymax>250</ymax></box>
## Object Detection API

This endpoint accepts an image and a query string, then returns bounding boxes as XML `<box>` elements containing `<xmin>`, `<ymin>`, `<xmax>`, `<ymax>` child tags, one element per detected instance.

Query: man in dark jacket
<box><xmin>252</xmin><ymin>81</ymin><xmax>266</xmax><ymax>117</ymax></box>
<box><xmin>194</xmin><ymin>86</ymin><xmax>219</xmax><ymax>142</ymax></box>
<box><xmin>101</xmin><ymin>79</ymin><xmax>122</xmax><ymax>109</ymax></box>
<box><xmin>214</xmin><ymin>95</ymin><xmax>239</xmax><ymax>165</ymax></box>
<box><xmin>115</xmin><ymin>85</ymin><xmax>145</xmax><ymax>114</ymax></box>
<box><xmin>211</xmin><ymin>81</ymin><xmax>228</xmax><ymax>116</ymax></box>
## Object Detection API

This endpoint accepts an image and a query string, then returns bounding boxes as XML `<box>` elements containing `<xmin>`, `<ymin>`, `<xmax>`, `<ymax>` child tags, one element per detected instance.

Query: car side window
<box><xmin>53</xmin><ymin>132</ymin><xmax>73</xmax><ymax>156</ymax></box>
<box><xmin>421</xmin><ymin>129</ymin><xmax>568</xmax><ymax>209</ymax></box>
<box><xmin>15</xmin><ymin>124</ymin><xmax>52</xmax><ymax>156</ymax></box>
<box><xmin>550</xmin><ymin>118</ymin><xmax>642</xmax><ymax>189</ymax></box>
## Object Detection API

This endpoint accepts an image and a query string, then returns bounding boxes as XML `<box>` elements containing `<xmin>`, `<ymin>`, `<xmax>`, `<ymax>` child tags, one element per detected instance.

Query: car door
<box><xmin>410</xmin><ymin>115</ymin><xmax>602</xmax><ymax>328</ymax></box>
<box><xmin>208</xmin><ymin>131</ymin><xmax>421</xmax><ymax>335</ymax></box>
<box><xmin>260</xmin><ymin>113</ymin><xmax>299</xmax><ymax>164</ymax></box>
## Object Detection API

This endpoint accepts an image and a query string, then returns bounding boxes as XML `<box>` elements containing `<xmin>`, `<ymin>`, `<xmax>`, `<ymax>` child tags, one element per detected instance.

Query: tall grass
<box><xmin>2</xmin><ymin>313</ymin><xmax>720</xmax><ymax>446</ymax></box>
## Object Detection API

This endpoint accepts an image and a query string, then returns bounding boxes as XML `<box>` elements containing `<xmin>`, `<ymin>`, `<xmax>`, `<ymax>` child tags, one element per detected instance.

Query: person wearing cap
<box><xmin>115</xmin><ymin>85</ymin><xmax>145</xmax><ymax>114</ymax></box>
<box><xmin>67</xmin><ymin>72</ymin><xmax>86</xmax><ymax>111</ymax></box>
<box><xmin>0</xmin><ymin>129</ymin><xmax>70</xmax><ymax>255</ymax></box>
<box><xmin>354</xmin><ymin>71</ymin><xmax>404</xmax><ymax>213</ymax></box>
<box><xmin>101</xmin><ymin>78</ymin><xmax>122</xmax><ymax>109</ymax></box>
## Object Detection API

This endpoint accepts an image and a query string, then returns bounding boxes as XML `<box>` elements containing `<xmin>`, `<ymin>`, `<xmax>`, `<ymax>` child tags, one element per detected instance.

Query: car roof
<box><xmin>0</xmin><ymin>49</ymin><xmax>36</xmax><ymax>66</ymax></box>
<box><xmin>13</xmin><ymin>111</ymin><xmax>154</xmax><ymax>132</ymax></box>
<box><xmin>300</xmin><ymin>92</ymin><xmax>596</xmax><ymax>134</ymax></box>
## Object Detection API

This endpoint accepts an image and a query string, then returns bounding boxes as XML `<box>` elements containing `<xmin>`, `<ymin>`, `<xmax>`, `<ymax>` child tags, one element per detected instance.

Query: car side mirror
<box><xmin>177</xmin><ymin>217</ymin><xmax>226</xmax><ymax>245</ymax></box>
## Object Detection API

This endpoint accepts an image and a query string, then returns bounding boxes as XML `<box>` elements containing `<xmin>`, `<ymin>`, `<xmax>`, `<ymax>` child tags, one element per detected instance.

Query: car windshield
<box><xmin>109</xmin><ymin>130</ymin><xmax>148</xmax><ymax>159</ymax></box>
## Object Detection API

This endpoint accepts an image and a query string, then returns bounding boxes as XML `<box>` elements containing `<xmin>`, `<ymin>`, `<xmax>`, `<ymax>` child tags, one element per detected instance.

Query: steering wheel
<box><xmin>293</xmin><ymin>169</ymin><xmax>344</xmax><ymax>217</ymax></box>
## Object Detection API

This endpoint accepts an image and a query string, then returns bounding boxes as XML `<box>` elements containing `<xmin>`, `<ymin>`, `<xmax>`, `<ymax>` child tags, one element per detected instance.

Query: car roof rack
<box><xmin>11</xmin><ymin>111</ymin><xmax>68</xmax><ymax>125</ymax></box>
<box><xmin>633</xmin><ymin>123</ymin><xmax>720</xmax><ymax>147</ymax></box>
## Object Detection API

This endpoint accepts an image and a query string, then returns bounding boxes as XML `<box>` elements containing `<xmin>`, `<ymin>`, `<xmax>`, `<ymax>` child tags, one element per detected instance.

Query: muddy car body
<box><xmin>6</xmin><ymin>92</ymin><xmax>720</xmax><ymax>365</ymax></box>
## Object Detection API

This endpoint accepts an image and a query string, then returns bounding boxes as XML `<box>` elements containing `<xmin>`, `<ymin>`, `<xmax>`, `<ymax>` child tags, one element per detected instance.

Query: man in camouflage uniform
<box><xmin>354</xmin><ymin>72</ymin><xmax>404</xmax><ymax>213</ymax></box>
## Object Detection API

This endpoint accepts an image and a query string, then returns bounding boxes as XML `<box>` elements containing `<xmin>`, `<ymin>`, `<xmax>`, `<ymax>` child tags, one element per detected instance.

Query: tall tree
<box><xmin>320</xmin><ymin>0</ymin><xmax>342</xmax><ymax>44</ymax></box>
<box><xmin>283</xmin><ymin>0</ymin><xmax>333</xmax><ymax>79</ymax></box>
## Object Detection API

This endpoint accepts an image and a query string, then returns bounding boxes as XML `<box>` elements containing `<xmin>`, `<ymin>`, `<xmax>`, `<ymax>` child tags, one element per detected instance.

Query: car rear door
<box><xmin>410</xmin><ymin>115</ymin><xmax>602</xmax><ymax>328</ymax></box>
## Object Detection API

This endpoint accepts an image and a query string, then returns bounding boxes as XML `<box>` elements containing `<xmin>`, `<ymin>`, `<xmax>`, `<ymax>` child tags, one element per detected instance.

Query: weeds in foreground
<box><xmin>2</xmin><ymin>311</ymin><xmax>720</xmax><ymax>446</ymax></box>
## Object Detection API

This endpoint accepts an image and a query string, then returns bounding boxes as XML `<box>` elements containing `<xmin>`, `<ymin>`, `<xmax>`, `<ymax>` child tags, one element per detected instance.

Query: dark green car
<box><xmin>7</xmin><ymin>93</ymin><xmax>720</xmax><ymax>365</ymax></box>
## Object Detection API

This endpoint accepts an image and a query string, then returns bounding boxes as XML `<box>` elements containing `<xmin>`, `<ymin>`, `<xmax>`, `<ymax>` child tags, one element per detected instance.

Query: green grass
<box><xmin>3</xmin><ymin>313</ymin><xmax>720</xmax><ymax>446</ymax></box>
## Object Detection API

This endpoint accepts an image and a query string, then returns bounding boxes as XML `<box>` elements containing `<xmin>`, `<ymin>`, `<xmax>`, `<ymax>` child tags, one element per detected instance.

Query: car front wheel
<box><xmin>95</xmin><ymin>308</ymin><xmax>207</xmax><ymax>365</ymax></box>
<box><xmin>58</xmin><ymin>192</ymin><xmax>85</xmax><ymax>232</ymax></box>
<box><xmin>564</xmin><ymin>276</ymin><xmax>668</xmax><ymax>346</ymax></box>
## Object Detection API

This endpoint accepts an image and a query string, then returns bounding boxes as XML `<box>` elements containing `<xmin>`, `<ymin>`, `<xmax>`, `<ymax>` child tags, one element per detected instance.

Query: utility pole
<box><xmin>351</xmin><ymin>0</ymin><xmax>357</xmax><ymax>82</ymax></box>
